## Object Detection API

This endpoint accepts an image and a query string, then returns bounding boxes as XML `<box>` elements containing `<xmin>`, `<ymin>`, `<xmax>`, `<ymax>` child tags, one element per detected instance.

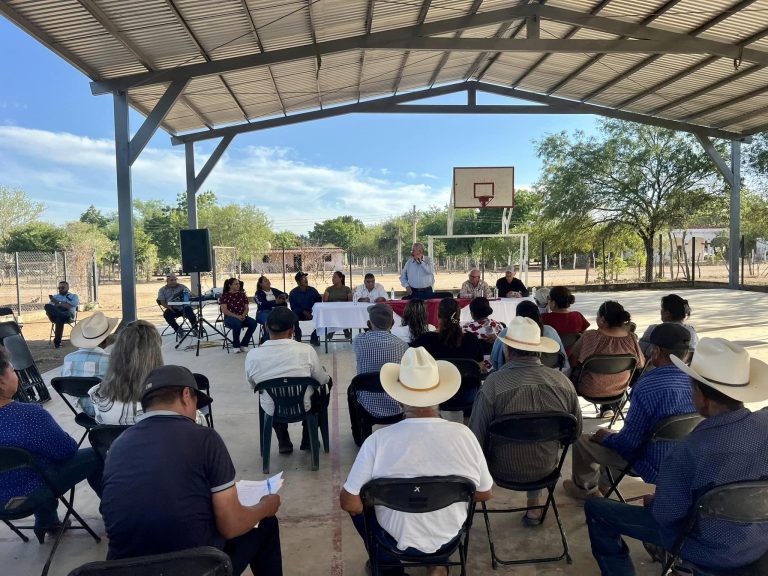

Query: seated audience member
<box><xmin>89</xmin><ymin>320</ymin><xmax>163</xmax><ymax>425</ymax></box>
<box><xmin>351</xmin><ymin>304</ymin><xmax>409</xmax><ymax>420</ymax></box>
<box><xmin>495</xmin><ymin>267</ymin><xmax>529</xmax><ymax>297</ymax></box>
<box><xmin>289</xmin><ymin>272</ymin><xmax>322</xmax><ymax>346</ymax></box>
<box><xmin>533</xmin><ymin>286</ymin><xmax>551</xmax><ymax>315</ymax></box>
<box><xmin>100</xmin><ymin>365</ymin><xmax>282</xmax><ymax>576</ymax></box>
<box><xmin>156</xmin><ymin>273</ymin><xmax>197</xmax><ymax>337</ymax></box>
<box><xmin>569</xmin><ymin>301</ymin><xmax>644</xmax><ymax>418</ymax></box>
<box><xmin>541</xmin><ymin>286</ymin><xmax>590</xmax><ymax>342</ymax></box>
<box><xmin>61</xmin><ymin>311</ymin><xmax>119</xmax><ymax>417</ymax></box>
<box><xmin>0</xmin><ymin>345</ymin><xmax>103</xmax><ymax>540</ymax></box>
<box><xmin>254</xmin><ymin>276</ymin><xmax>288</xmax><ymax>343</ymax></box>
<box><xmin>45</xmin><ymin>281</ymin><xmax>80</xmax><ymax>348</ymax></box>
<box><xmin>491</xmin><ymin>300</ymin><xmax>568</xmax><ymax>372</ymax></box>
<box><xmin>353</xmin><ymin>273</ymin><xmax>388</xmax><ymax>303</ymax></box>
<box><xmin>459</xmin><ymin>269</ymin><xmax>493</xmax><ymax>299</ymax></box>
<box><xmin>471</xmin><ymin>318</ymin><xmax>581</xmax><ymax>525</ymax></box>
<box><xmin>584</xmin><ymin>338</ymin><xmax>768</xmax><ymax>574</ymax></box>
<box><xmin>564</xmin><ymin>324</ymin><xmax>693</xmax><ymax>500</ymax></box>
<box><xmin>245</xmin><ymin>307</ymin><xmax>331</xmax><ymax>454</ymax></box>
<box><xmin>463</xmin><ymin>297</ymin><xmax>504</xmax><ymax>350</ymax></box>
<box><xmin>391</xmin><ymin>299</ymin><xmax>435</xmax><ymax>343</ymax></box>
<box><xmin>638</xmin><ymin>294</ymin><xmax>698</xmax><ymax>359</ymax></box>
<box><xmin>411</xmin><ymin>298</ymin><xmax>483</xmax><ymax>365</ymax></box>
<box><xmin>341</xmin><ymin>347</ymin><xmax>493</xmax><ymax>576</ymax></box>
<box><xmin>220</xmin><ymin>277</ymin><xmax>258</xmax><ymax>353</ymax></box>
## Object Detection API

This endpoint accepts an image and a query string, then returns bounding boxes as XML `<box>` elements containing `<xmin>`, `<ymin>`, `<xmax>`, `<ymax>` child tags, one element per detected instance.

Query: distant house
<box><xmin>251</xmin><ymin>246</ymin><xmax>346</xmax><ymax>275</ymax></box>
<box><xmin>670</xmin><ymin>228</ymin><xmax>725</xmax><ymax>259</ymax></box>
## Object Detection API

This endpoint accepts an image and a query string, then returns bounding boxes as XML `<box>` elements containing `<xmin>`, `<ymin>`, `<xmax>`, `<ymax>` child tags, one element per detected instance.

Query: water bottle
<box><xmin>485</xmin><ymin>320</ymin><xmax>495</xmax><ymax>337</ymax></box>
<box><xmin>390</xmin><ymin>287</ymin><xmax>395</xmax><ymax>300</ymax></box>
<box><xmin>183</xmin><ymin>289</ymin><xmax>190</xmax><ymax>303</ymax></box>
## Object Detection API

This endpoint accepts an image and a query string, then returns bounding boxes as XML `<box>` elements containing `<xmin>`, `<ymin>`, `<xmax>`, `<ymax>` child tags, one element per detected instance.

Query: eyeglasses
<box><xmin>470</xmin><ymin>275</ymin><xmax>480</xmax><ymax>279</ymax></box>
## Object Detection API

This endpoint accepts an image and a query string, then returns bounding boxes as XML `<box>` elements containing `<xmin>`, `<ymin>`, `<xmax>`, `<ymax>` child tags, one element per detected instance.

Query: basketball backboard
<box><xmin>453</xmin><ymin>167</ymin><xmax>514</xmax><ymax>209</ymax></box>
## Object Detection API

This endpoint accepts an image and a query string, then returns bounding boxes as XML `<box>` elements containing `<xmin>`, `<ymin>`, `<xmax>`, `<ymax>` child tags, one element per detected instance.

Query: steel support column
<box><xmin>730</xmin><ymin>141</ymin><xmax>741</xmax><ymax>289</ymax></box>
<box><xmin>114</xmin><ymin>90</ymin><xmax>137</xmax><ymax>322</ymax></box>
<box><xmin>185</xmin><ymin>142</ymin><xmax>197</xmax><ymax>228</ymax></box>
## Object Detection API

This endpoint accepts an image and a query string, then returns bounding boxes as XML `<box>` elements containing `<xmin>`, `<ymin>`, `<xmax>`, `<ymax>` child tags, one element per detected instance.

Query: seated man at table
<box><xmin>459</xmin><ymin>269</ymin><xmax>493</xmax><ymax>299</ymax></box>
<box><xmin>350</xmin><ymin>303</ymin><xmax>409</xmax><ymax>423</ymax></box>
<box><xmin>157</xmin><ymin>273</ymin><xmax>197</xmax><ymax>337</ymax></box>
<box><xmin>353</xmin><ymin>273</ymin><xmax>388</xmax><ymax>303</ymax></box>
<box><xmin>341</xmin><ymin>347</ymin><xmax>493</xmax><ymax>576</ymax></box>
<box><xmin>563</xmin><ymin>323</ymin><xmax>694</xmax><ymax>500</ymax></box>
<box><xmin>495</xmin><ymin>267</ymin><xmax>529</xmax><ymax>298</ymax></box>
<box><xmin>100</xmin><ymin>365</ymin><xmax>282</xmax><ymax>576</ymax></box>
<box><xmin>245</xmin><ymin>307</ymin><xmax>331</xmax><ymax>454</ymax></box>
<box><xmin>584</xmin><ymin>338</ymin><xmax>768</xmax><ymax>574</ymax></box>
<box><xmin>288</xmin><ymin>271</ymin><xmax>322</xmax><ymax>346</ymax></box>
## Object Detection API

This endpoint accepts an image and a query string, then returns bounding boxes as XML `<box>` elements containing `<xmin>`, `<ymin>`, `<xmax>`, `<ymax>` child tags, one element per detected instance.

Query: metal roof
<box><xmin>5</xmin><ymin>0</ymin><xmax>768</xmax><ymax>140</ymax></box>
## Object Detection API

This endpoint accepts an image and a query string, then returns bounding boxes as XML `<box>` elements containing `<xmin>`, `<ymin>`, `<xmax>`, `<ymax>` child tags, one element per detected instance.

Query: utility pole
<box><xmin>411</xmin><ymin>205</ymin><xmax>417</xmax><ymax>244</ymax></box>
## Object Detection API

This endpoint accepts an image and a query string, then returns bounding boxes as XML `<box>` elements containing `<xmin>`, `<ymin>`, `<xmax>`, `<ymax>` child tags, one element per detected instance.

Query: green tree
<box><xmin>272</xmin><ymin>230</ymin><xmax>301</xmax><ymax>248</ymax></box>
<box><xmin>309</xmin><ymin>215</ymin><xmax>365</xmax><ymax>249</ymax></box>
<box><xmin>4</xmin><ymin>222</ymin><xmax>65</xmax><ymax>252</ymax></box>
<box><xmin>79</xmin><ymin>205</ymin><xmax>111</xmax><ymax>228</ymax></box>
<box><xmin>0</xmin><ymin>186</ymin><xmax>45</xmax><ymax>243</ymax></box>
<box><xmin>199</xmin><ymin>204</ymin><xmax>272</xmax><ymax>259</ymax></box>
<box><xmin>536</xmin><ymin>120</ymin><xmax>722</xmax><ymax>281</ymax></box>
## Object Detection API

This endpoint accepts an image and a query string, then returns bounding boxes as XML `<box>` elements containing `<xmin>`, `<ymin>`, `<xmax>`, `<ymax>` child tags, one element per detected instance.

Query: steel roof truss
<box><xmin>129</xmin><ymin>79</ymin><xmax>189</xmax><ymax>165</ymax></box>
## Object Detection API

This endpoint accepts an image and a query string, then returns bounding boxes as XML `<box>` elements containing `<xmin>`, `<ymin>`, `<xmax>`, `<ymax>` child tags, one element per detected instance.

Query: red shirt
<box><xmin>220</xmin><ymin>291</ymin><xmax>249</xmax><ymax>316</ymax></box>
<box><xmin>541</xmin><ymin>311</ymin><xmax>590</xmax><ymax>339</ymax></box>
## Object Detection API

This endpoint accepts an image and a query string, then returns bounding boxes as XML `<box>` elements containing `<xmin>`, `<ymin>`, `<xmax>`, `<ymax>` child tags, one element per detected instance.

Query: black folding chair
<box><xmin>0</xmin><ymin>321</ymin><xmax>50</xmax><ymax>402</ymax></box>
<box><xmin>88</xmin><ymin>425</ymin><xmax>130</xmax><ymax>463</ymax></box>
<box><xmin>0</xmin><ymin>446</ymin><xmax>101</xmax><ymax>576</ymax></box>
<box><xmin>663</xmin><ymin>480</ymin><xmax>768</xmax><ymax>576</ymax></box>
<box><xmin>194</xmin><ymin>373</ymin><xmax>214</xmax><ymax>427</ymax></box>
<box><xmin>480</xmin><ymin>412</ymin><xmax>579</xmax><ymax>567</ymax></box>
<box><xmin>50</xmin><ymin>377</ymin><xmax>100</xmax><ymax>446</ymax></box>
<box><xmin>254</xmin><ymin>377</ymin><xmax>329</xmax><ymax>473</ymax></box>
<box><xmin>67</xmin><ymin>546</ymin><xmax>232</xmax><ymax>576</ymax></box>
<box><xmin>360</xmin><ymin>476</ymin><xmax>476</xmax><ymax>576</ymax></box>
<box><xmin>48</xmin><ymin>306</ymin><xmax>79</xmax><ymax>345</ymax></box>
<box><xmin>603</xmin><ymin>412</ymin><xmax>703</xmax><ymax>503</ymax></box>
<box><xmin>575</xmin><ymin>354</ymin><xmax>638</xmax><ymax>428</ymax></box>
<box><xmin>0</xmin><ymin>306</ymin><xmax>19</xmax><ymax>325</ymax></box>
<box><xmin>347</xmin><ymin>372</ymin><xmax>404</xmax><ymax>447</ymax></box>
<box><xmin>559</xmin><ymin>332</ymin><xmax>582</xmax><ymax>351</ymax></box>
<box><xmin>541</xmin><ymin>351</ymin><xmax>564</xmax><ymax>369</ymax></box>
<box><xmin>440</xmin><ymin>358</ymin><xmax>483</xmax><ymax>417</ymax></box>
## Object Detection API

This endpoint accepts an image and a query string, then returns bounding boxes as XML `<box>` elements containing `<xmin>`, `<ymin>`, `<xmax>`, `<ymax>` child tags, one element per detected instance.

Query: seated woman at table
<box><xmin>491</xmin><ymin>300</ymin><xmax>569</xmax><ymax>372</ymax></box>
<box><xmin>255</xmin><ymin>275</ymin><xmax>288</xmax><ymax>342</ymax></box>
<box><xmin>0</xmin><ymin>345</ymin><xmax>103</xmax><ymax>541</ymax></box>
<box><xmin>323</xmin><ymin>271</ymin><xmax>353</xmax><ymax>340</ymax></box>
<box><xmin>220</xmin><ymin>277</ymin><xmax>258</xmax><ymax>353</ymax></box>
<box><xmin>391</xmin><ymin>298</ymin><xmax>435</xmax><ymax>343</ymax></box>
<box><xmin>89</xmin><ymin>320</ymin><xmax>163</xmax><ymax>425</ymax></box>
<box><xmin>412</xmin><ymin>297</ymin><xmax>483</xmax><ymax>363</ymax></box>
<box><xmin>463</xmin><ymin>297</ymin><xmax>505</xmax><ymax>353</ymax></box>
<box><xmin>569</xmin><ymin>300</ymin><xmax>644</xmax><ymax>418</ymax></box>
<box><xmin>541</xmin><ymin>285</ymin><xmax>590</xmax><ymax>350</ymax></box>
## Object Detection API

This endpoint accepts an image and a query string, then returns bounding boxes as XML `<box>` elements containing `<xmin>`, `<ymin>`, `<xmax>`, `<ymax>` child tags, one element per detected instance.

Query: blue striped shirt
<box><xmin>601</xmin><ymin>363</ymin><xmax>694</xmax><ymax>483</ymax></box>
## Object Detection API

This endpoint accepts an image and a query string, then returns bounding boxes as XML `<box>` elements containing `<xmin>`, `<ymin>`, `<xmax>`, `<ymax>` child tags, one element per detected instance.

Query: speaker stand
<box><xmin>175</xmin><ymin>274</ymin><xmax>228</xmax><ymax>357</ymax></box>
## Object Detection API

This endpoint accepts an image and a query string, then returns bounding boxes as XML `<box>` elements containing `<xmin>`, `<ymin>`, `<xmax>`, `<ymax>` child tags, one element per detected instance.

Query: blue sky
<box><xmin>0</xmin><ymin>17</ymin><xmax>600</xmax><ymax>234</ymax></box>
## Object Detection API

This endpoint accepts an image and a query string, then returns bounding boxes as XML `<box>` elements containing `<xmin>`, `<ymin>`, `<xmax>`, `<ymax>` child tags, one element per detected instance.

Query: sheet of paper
<box><xmin>235</xmin><ymin>472</ymin><xmax>284</xmax><ymax>506</ymax></box>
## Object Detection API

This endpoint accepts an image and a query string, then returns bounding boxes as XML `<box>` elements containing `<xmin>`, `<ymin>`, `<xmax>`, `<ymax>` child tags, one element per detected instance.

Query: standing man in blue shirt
<box><xmin>45</xmin><ymin>281</ymin><xmax>79</xmax><ymax>348</ymax></box>
<box><xmin>564</xmin><ymin>323</ymin><xmax>695</xmax><ymax>499</ymax></box>
<box><xmin>400</xmin><ymin>242</ymin><xmax>435</xmax><ymax>299</ymax></box>
<box><xmin>288</xmin><ymin>272</ymin><xmax>322</xmax><ymax>346</ymax></box>
<box><xmin>584</xmin><ymin>337</ymin><xmax>768</xmax><ymax>575</ymax></box>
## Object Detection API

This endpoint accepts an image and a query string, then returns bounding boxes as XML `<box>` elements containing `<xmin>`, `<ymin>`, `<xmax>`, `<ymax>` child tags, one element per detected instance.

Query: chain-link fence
<box><xmin>212</xmin><ymin>246</ymin><xmax>238</xmax><ymax>287</ymax></box>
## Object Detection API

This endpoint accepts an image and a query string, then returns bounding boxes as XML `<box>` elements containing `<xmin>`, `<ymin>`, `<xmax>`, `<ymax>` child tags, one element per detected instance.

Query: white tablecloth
<box><xmin>312</xmin><ymin>302</ymin><xmax>372</xmax><ymax>330</ymax></box>
<box><xmin>459</xmin><ymin>296</ymin><xmax>534</xmax><ymax>326</ymax></box>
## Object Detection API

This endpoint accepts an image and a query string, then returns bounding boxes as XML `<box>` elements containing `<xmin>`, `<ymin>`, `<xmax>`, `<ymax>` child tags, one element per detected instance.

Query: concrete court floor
<box><xmin>3</xmin><ymin>288</ymin><xmax>768</xmax><ymax>576</ymax></box>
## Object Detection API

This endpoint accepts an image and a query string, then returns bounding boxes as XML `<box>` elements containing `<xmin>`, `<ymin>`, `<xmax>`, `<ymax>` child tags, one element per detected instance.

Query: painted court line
<box><xmin>330</xmin><ymin>351</ymin><xmax>344</xmax><ymax>575</ymax></box>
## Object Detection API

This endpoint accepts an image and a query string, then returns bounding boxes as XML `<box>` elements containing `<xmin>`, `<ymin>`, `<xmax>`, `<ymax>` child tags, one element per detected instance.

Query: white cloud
<box><xmin>0</xmin><ymin>125</ymin><xmax>450</xmax><ymax>233</ymax></box>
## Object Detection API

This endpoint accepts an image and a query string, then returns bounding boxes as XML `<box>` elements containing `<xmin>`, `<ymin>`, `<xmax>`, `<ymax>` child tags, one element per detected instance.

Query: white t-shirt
<box><xmin>391</xmin><ymin>324</ymin><xmax>436</xmax><ymax>343</ymax></box>
<box><xmin>343</xmin><ymin>418</ymin><xmax>493</xmax><ymax>552</ymax></box>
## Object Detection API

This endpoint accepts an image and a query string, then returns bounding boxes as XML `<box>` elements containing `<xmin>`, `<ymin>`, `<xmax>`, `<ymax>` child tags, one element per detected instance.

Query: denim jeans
<box><xmin>29</xmin><ymin>448</ymin><xmax>103</xmax><ymax>528</ymax></box>
<box><xmin>257</xmin><ymin>310</ymin><xmax>270</xmax><ymax>341</ymax></box>
<box><xmin>224</xmin><ymin>315</ymin><xmax>257</xmax><ymax>348</ymax></box>
<box><xmin>585</xmin><ymin>498</ymin><xmax>663</xmax><ymax>576</ymax></box>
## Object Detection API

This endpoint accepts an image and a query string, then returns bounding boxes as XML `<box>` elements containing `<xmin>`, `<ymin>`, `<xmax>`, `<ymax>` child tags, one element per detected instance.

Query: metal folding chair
<box><xmin>48</xmin><ymin>306</ymin><xmax>78</xmax><ymax>345</ymax></box>
<box><xmin>0</xmin><ymin>321</ymin><xmax>50</xmax><ymax>402</ymax></box>
<box><xmin>575</xmin><ymin>354</ymin><xmax>638</xmax><ymax>428</ymax></box>
<box><xmin>439</xmin><ymin>358</ymin><xmax>483</xmax><ymax>417</ymax></box>
<box><xmin>347</xmin><ymin>372</ymin><xmax>404</xmax><ymax>447</ymax></box>
<box><xmin>50</xmin><ymin>376</ymin><xmax>101</xmax><ymax>446</ymax></box>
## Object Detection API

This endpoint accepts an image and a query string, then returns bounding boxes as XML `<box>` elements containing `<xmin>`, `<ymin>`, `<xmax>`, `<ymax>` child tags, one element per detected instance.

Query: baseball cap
<box><xmin>141</xmin><ymin>365</ymin><xmax>212</xmax><ymax>410</ymax></box>
<box><xmin>267</xmin><ymin>306</ymin><xmax>298</xmax><ymax>332</ymax></box>
<box><xmin>367</xmin><ymin>303</ymin><xmax>394</xmax><ymax>329</ymax></box>
<box><xmin>294</xmin><ymin>271</ymin><xmax>308</xmax><ymax>282</ymax></box>
<box><xmin>649</xmin><ymin>323</ymin><xmax>691</xmax><ymax>350</ymax></box>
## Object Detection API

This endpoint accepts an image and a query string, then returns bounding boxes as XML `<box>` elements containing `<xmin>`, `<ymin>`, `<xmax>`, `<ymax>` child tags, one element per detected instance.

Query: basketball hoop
<box><xmin>476</xmin><ymin>196</ymin><xmax>493</xmax><ymax>208</ymax></box>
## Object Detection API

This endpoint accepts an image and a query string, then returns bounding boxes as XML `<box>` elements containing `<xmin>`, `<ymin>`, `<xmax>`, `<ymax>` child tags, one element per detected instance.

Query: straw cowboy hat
<box><xmin>497</xmin><ymin>316</ymin><xmax>559</xmax><ymax>354</ymax></box>
<box><xmin>70</xmin><ymin>312</ymin><xmax>119</xmax><ymax>349</ymax></box>
<box><xmin>671</xmin><ymin>337</ymin><xmax>768</xmax><ymax>403</ymax></box>
<box><xmin>380</xmin><ymin>347</ymin><xmax>461</xmax><ymax>407</ymax></box>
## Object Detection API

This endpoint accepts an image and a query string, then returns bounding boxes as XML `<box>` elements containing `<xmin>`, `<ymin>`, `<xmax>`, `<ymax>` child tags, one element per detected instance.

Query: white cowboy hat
<box><xmin>497</xmin><ymin>316</ymin><xmax>559</xmax><ymax>354</ymax></box>
<box><xmin>70</xmin><ymin>312</ymin><xmax>119</xmax><ymax>349</ymax></box>
<box><xmin>671</xmin><ymin>337</ymin><xmax>768</xmax><ymax>403</ymax></box>
<box><xmin>380</xmin><ymin>347</ymin><xmax>461</xmax><ymax>407</ymax></box>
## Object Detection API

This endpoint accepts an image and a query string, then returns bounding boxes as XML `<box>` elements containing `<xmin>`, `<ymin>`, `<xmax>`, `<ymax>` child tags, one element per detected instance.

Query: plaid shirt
<box><xmin>61</xmin><ymin>348</ymin><xmax>110</xmax><ymax>380</ymax></box>
<box><xmin>353</xmin><ymin>330</ymin><xmax>409</xmax><ymax>418</ymax></box>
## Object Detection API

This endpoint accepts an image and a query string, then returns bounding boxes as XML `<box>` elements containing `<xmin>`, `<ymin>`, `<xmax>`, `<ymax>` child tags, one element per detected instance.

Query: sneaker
<box><xmin>563</xmin><ymin>479</ymin><xmax>603</xmax><ymax>501</ymax></box>
<box><xmin>240</xmin><ymin>346</ymin><xmax>249</xmax><ymax>353</ymax></box>
<box><xmin>599</xmin><ymin>409</ymin><xmax>615</xmax><ymax>419</ymax></box>
<box><xmin>278</xmin><ymin>442</ymin><xmax>293</xmax><ymax>455</ymax></box>
<box><xmin>235</xmin><ymin>348</ymin><xmax>243</xmax><ymax>354</ymax></box>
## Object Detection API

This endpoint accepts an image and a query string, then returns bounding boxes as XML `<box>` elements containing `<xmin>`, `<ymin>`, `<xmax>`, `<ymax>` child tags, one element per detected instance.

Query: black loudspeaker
<box><xmin>179</xmin><ymin>229</ymin><xmax>212</xmax><ymax>273</ymax></box>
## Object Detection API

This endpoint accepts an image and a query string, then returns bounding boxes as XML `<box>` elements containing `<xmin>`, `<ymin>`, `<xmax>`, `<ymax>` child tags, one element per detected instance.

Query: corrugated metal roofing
<box><xmin>4</xmin><ymin>0</ymin><xmax>768</xmax><ymax>138</ymax></box>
